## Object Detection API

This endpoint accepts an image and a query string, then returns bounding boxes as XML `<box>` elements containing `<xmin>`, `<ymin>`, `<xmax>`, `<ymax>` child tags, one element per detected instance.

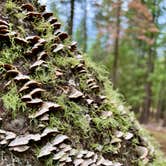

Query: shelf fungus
<box><xmin>69</xmin><ymin>41</ymin><xmax>77</xmax><ymax>52</ymax></box>
<box><xmin>124</xmin><ymin>132</ymin><xmax>134</xmax><ymax>140</ymax></box>
<box><xmin>52</xmin><ymin>135</ymin><xmax>69</xmax><ymax>146</ymax></box>
<box><xmin>14</xmin><ymin>37</ymin><xmax>28</xmax><ymax>46</ymax></box>
<box><xmin>57</xmin><ymin>32</ymin><xmax>68</xmax><ymax>41</ymax></box>
<box><xmin>8</xmin><ymin>134</ymin><xmax>41</xmax><ymax>147</ymax></box>
<box><xmin>48</xmin><ymin>16</ymin><xmax>58</xmax><ymax>24</ymax></box>
<box><xmin>0</xmin><ymin>19</ymin><xmax>9</xmax><ymax>27</ymax></box>
<box><xmin>29</xmin><ymin>60</ymin><xmax>47</xmax><ymax>71</ymax></box>
<box><xmin>37</xmin><ymin>51</ymin><xmax>48</xmax><ymax>60</ymax></box>
<box><xmin>25</xmin><ymin>12</ymin><xmax>42</xmax><ymax>20</ymax></box>
<box><xmin>42</xmin><ymin>12</ymin><xmax>53</xmax><ymax>20</ymax></box>
<box><xmin>38</xmin><ymin>142</ymin><xmax>57</xmax><ymax>158</ymax></box>
<box><xmin>14</xmin><ymin>74</ymin><xmax>30</xmax><ymax>83</ymax></box>
<box><xmin>53</xmin><ymin>44</ymin><xmax>64</xmax><ymax>53</ymax></box>
<box><xmin>19</xmin><ymin>80</ymin><xmax>41</xmax><ymax>93</ymax></box>
<box><xmin>69</xmin><ymin>88</ymin><xmax>83</xmax><ymax>99</ymax></box>
<box><xmin>26</xmin><ymin>98</ymin><xmax>43</xmax><ymax>107</ymax></box>
<box><xmin>10</xmin><ymin>145</ymin><xmax>30</xmax><ymax>153</ymax></box>
<box><xmin>6</xmin><ymin>69</ymin><xmax>20</xmax><ymax>78</ymax></box>
<box><xmin>29</xmin><ymin>102</ymin><xmax>61</xmax><ymax>118</ymax></box>
<box><xmin>41</xmin><ymin>127</ymin><xmax>59</xmax><ymax>138</ymax></box>
<box><xmin>26</xmin><ymin>35</ymin><xmax>40</xmax><ymax>45</ymax></box>
<box><xmin>21</xmin><ymin>3</ymin><xmax>35</xmax><ymax>11</ymax></box>
<box><xmin>52</xmin><ymin>22</ymin><xmax>61</xmax><ymax>30</ymax></box>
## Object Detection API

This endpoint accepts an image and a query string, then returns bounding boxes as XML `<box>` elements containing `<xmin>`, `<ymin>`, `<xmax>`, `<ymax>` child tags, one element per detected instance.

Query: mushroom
<box><xmin>26</xmin><ymin>35</ymin><xmax>40</xmax><ymax>45</ymax></box>
<box><xmin>10</xmin><ymin>145</ymin><xmax>30</xmax><ymax>153</ymax></box>
<box><xmin>69</xmin><ymin>88</ymin><xmax>83</xmax><ymax>99</ymax></box>
<box><xmin>70</xmin><ymin>41</ymin><xmax>77</xmax><ymax>52</ymax></box>
<box><xmin>0</xmin><ymin>19</ymin><xmax>9</xmax><ymax>27</ymax></box>
<box><xmin>14</xmin><ymin>37</ymin><xmax>28</xmax><ymax>46</ymax></box>
<box><xmin>53</xmin><ymin>151</ymin><xmax>66</xmax><ymax>161</ymax></box>
<box><xmin>38</xmin><ymin>142</ymin><xmax>57</xmax><ymax>158</ymax></box>
<box><xmin>52</xmin><ymin>22</ymin><xmax>61</xmax><ymax>30</ymax></box>
<box><xmin>29</xmin><ymin>102</ymin><xmax>61</xmax><ymax>118</ymax></box>
<box><xmin>8</xmin><ymin>134</ymin><xmax>41</xmax><ymax>147</ymax></box>
<box><xmin>21</xmin><ymin>3</ymin><xmax>34</xmax><ymax>11</ymax></box>
<box><xmin>53</xmin><ymin>44</ymin><xmax>64</xmax><ymax>53</ymax></box>
<box><xmin>29</xmin><ymin>88</ymin><xmax>45</xmax><ymax>98</ymax></box>
<box><xmin>37</xmin><ymin>51</ymin><xmax>48</xmax><ymax>60</ymax></box>
<box><xmin>57</xmin><ymin>32</ymin><xmax>68</xmax><ymax>41</ymax></box>
<box><xmin>124</xmin><ymin>132</ymin><xmax>134</xmax><ymax>140</ymax></box>
<box><xmin>52</xmin><ymin>135</ymin><xmax>69</xmax><ymax>146</ymax></box>
<box><xmin>19</xmin><ymin>80</ymin><xmax>41</xmax><ymax>93</ymax></box>
<box><xmin>26</xmin><ymin>98</ymin><xmax>43</xmax><ymax>107</ymax></box>
<box><xmin>39</xmin><ymin>5</ymin><xmax>46</xmax><ymax>12</ymax></box>
<box><xmin>26</xmin><ymin>12</ymin><xmax>42</xmax><ymax>20</ymax></box>
<box><xmin>41</xmin><ymin>127</ymin><xmax>59</xmax><ymax>138</ymax></box>
<box><xmin>14</xmin><ymin>74</ymin><xmax>30</xmax><ymax>83</ymax></box>
<box><xmin>74</xmin><ymin>159</ymin><xmax>84</xmax><ymax>166</ymax></box>
<box><xmin>0</xmin><ymin>25</ymin><xmax>8</xmax><ymax>30</ymax></box>
<box><xmin>3</xmin><ymin>64</ymin><xmax>16</xmax><ymax>70</ymax></box>
<box><xmin>6</xmin><ymin>69</ymin><xmax>20</xmax><ymax>77</ymax></box>
<box><xmin>48</xmin><ymin>16</ymin><xmax>58</xmax><ymax>24</ymax></box>
<box><xmin>42</xmin><ymin>12</ymin><xmax>53</xmax><ymax>20</ymax></box>
<box><xmin>0</xmin><ymin>29</ymin><xmax>9</xmax><ymax>34</ymax></box>
<box><xmin>29</xmin><ymin>60</ymin><xmax>46</xmax><ymax>71</ymax></box>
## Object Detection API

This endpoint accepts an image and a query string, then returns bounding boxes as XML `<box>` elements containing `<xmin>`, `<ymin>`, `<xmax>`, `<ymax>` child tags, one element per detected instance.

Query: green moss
<box><xmin>5</xmin><ymin>0</ymin><xmax>19</xmax><ymax>13</ymax></box>
<box><xmin>1</xmin><ymin>85</ymin><xmax>26</xmax><ymax>118</ymax></box>
<box><xmin>0</xmin><ymin>44</ymin><xmax>24</xmax><ymax>64</ymax></box>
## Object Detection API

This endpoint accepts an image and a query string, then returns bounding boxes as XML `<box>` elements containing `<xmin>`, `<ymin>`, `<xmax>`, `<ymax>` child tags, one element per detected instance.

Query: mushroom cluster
<box><xmin>0</xmin><ymin>1</ymin><xmax>151</xmax><ymax>165</ymax></box>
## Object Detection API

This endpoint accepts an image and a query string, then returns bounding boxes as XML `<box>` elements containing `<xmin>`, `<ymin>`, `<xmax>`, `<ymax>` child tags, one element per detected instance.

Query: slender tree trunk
<box><xmin>112</xmin><ymin>0</ymin><xmax>121</xmax><ymax>89</ymax></box>
<box><xmin>140</xmin><ymin>46</ymin><xmax>154</xmax><ymax>124</ymax></box>
<box><xmin>83</xmin><ymin>0</ymin><xmax>87</xmax><ymax>52</ymax></box>
<box><xmin>68</xmin><ymin>0</ymin><xmax>75</xmax><ymax>37</ymax></box>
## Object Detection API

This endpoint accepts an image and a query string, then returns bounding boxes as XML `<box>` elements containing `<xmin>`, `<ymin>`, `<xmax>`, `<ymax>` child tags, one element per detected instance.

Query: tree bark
<box><xmin>68</xmin><ymin>0</ymin><xmax>75</xmax><ymax>38</ymax></box>
<box><xmin>112</xmin><ymin>0</ymin><xmax>121</xmax><ymax>89</ymax></box>
<box><xmin>83</xmin><ymin>0</ymin><xmax>87</xmax><ymax>52</ymax></box>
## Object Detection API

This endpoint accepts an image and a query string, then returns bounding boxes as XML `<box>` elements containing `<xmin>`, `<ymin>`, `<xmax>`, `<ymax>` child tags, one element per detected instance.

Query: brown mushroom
<box><xmin>14</xmin><ymin>37</ymin><xmax>28</xmax><ymax>46</ymax></box>
<box><xmin>37</xmin><ymin>51</ymin><xmax>48</xmax><ymax>60</ymax></box>
<box><xmin>14</xmin><ymin>74</ymin><xmax>30</xmax><ymax>83</ymax></box>
<box><xmin>6</xmin><ymin>69</ymin><xmax>20</xmax><ymax>77</ymax></box>
<box><xmin>53</xmin><ymin>44</ymin><xmax>64</xmax><ymax>53</ymax></box>
<box><xmin>26</xmin><ymin>35</ymin><xmax>40</xmax><ymax>45</ymax></box>
<box><xmin>26</xmin><ymin>98</ymin><xmax>43</xmax><ymax>107</ymax></box>
<box><xmin>0</xmin><ymin>19</ymin><xmax>9</xmax><ymax>27</ymax></box>
<box><xmin>52</xmin><ymin>22</ymin><xmax>61</xmax><ymax>30</ymax></box>
<box><xmin>42</xmin><ymin>12</ymin><xmax>53</xmax><ymax>20</ymax></box>
<box><xmin>21</xmin><ymin>3</ymin><xmax>35</xmax><ymax>11</ymax></box>
<box><xmin>48</xmin><ymin>16</ymin><xmax>58</xmax><ymax>24</ymax></box>
<box><xmin>26</xmin><ymin>12</ymin><xmax>42</xmax><ymax>20</ymax></box>
<box><xmin>57</xmin><ymin>32</ymin><xmax>68</xmax><ymax>41</ymax></box>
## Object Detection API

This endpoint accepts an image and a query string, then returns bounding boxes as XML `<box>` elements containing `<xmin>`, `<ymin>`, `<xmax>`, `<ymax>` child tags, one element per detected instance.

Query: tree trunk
<box><xmin>68</xmin><ymin>0</ymin><xmax>75</xmax><ymax>37</ymax></box>
<box><xmin>83</xmin><ymin>0</ymin><xmax>87</xmax><ymax>52</ymax></box>
<box><xmin>112</xmin><ymin>0</ymin><xmax>121</xmax><ymax>89</ymax></box>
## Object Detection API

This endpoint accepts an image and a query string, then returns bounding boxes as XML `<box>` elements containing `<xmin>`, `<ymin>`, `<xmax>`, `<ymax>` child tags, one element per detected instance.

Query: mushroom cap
<box><xmin>42</xmin><ymin>12</ymin><xmax>53</xmax><ymax>20</ymax></box>
<box><xmin>0</xmin><ymin>19</ymin><xmax>9</xmax><ymax>26</ymax></box>
<box><xmin>21</xmin><ymin>3</ymin><xmax>34</xmax><ymax>11</ymax></box>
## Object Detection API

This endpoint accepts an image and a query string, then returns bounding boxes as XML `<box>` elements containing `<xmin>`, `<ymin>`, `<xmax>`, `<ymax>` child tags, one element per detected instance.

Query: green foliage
<box><xmin>1</xmin><ymin>85</ymin><xmax>26</xmax><ymax>118</ymax></box>
<box><xmin>0</xmin><ymin>44</ymin><xmax>23</xmax><ymax>64</ymax></box>
<box><xmin>5</xmin><ymin>0</ymin><xmax>19</xmax><ymax>13</ymax></box>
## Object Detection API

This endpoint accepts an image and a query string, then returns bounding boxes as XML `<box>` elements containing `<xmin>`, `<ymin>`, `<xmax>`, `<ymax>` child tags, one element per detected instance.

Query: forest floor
<box><xmin>144</xmin><ymin>124</ymin><xmax>166</xmax><ymax>156</ymax></box>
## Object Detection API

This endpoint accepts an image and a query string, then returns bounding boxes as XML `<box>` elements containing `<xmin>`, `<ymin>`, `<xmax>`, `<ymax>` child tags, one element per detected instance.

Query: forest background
<box><xmin>39</xmin><ymin>0</ymin><xmax>166</xmax><ymax>126</ymax></box>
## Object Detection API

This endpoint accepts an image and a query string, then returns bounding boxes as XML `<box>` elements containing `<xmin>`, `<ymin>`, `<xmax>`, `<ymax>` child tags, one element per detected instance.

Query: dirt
<box><xmin>144</xmin><ymin>124</ymin><xmax>166</xmax><ymax>156</ymax></box>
